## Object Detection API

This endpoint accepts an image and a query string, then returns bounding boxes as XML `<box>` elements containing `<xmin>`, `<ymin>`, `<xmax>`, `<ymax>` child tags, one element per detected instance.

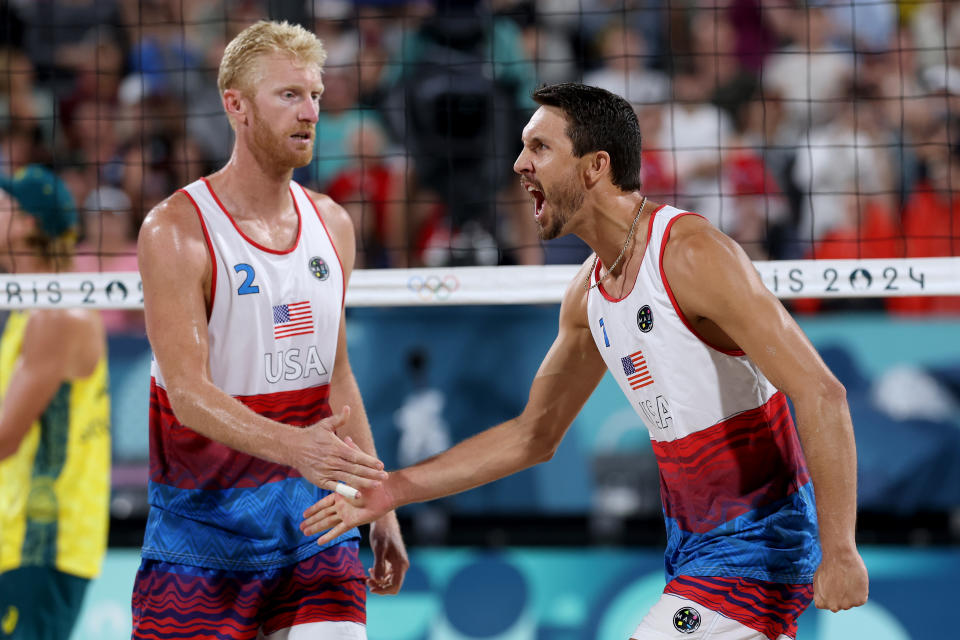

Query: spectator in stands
<box><xmin>509</xmin><ymin>0</ymin><xmax>578</xmax><ymax>87</ymax></box>
<box><xmin>57</xmin><ymin>28</ymin><xmax>125</xmax><ymax>128</ymax></box>
<box><xmin>379</xmin><ymin>0</ymin><xmax>539</xmax><ymax>266</ymax></box>
<box><xmin>720</xmin><ymin>145</ymin><xmax>790</xmax><ymax>261</ymax></box>
<box><xmin>894</xmin><ymin>116</ymin><xmax>960</xmax><ymax>313</ymax></box>
<box><xmin>0</xmin><ymin>46</ymin><xmax>38</xmax><ymax>124</ymax></box>
<box><xmin>827</xmin><ymin>0</ymin><xmax>897</xmax><ymax>54</ymax></box>
<box><xmin>0</xmin><ymin>125</ymin><xmax>42</xmax><ymax>177</ymax></box>
<box><xmin>325</xmin><ymin>118</ymin><xmax>408</xmax><ymax>267</ymax></box>
<box><xmin>0</xmin><ymin>165</ymin><xmax>110</xmax><ymax>640</ymax></box>
<box><xmin>762</xmin><ymin>2</ymin><xmax>854</xmax><ymax>139</ymax></box>
<box><xmin>792</xmin><ymin>83</ymin><xmax>894</xmax><ymax>250</ymax></box>
<box><xmin>583</xmin><ymin>22</ymin><xmax>669</xmax><ymax>108</ymax></box>
<box><xmin>688</xmin><ymin>8</ymin><xmax>757</xmax><ymax>123</ymax></box>
<box><xmin>303</xmin><ymin>38</ymin><xmax>387</xmax><ymax>191</ymax></box>
<box><xmin>74</xmin><ymin>185</ymin><xmax>138</xmax><ymax>272</ymax></box>
<box><xmin>908</xmin><ymin>0</ymin><xmax>960</xmax><ymax>73</ymax></box>
<box><xmin>727</xmin><ymin>0</ymin><xmax>779</xmax><ymax>74</ymax></box>
<box><xmin>664</xmin><ymin>69</ymin><xmax>732</xmax><ymax>228</ymax></box>
<box><xmin>727</xmin><ymin>85</ymin><xmax>799</xmax><ymax>259</ymax></box>
<box><xmin>123</xmin><ymin>0</ymin><xmax>203</xmax><ymax>100</ymax></box>
<box><xmin>856</xmin><ymin>28</ymin><xmax>936</xmax><ymax>206</ymax></box>
<box><xmin>15</xmin><ymin>0</ymin><xmax>124</xmax><ymax>86</ymax></box>
<box><xmin>74</xmin><ymin>186</ymin><xmax>144</xmax><ymax>334</ymax></box>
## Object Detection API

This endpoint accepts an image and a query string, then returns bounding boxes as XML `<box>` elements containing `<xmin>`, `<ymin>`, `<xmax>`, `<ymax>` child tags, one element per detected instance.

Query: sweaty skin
<box><xmin>139</xmin><ymin>49</ymin><xmax>408</xmax><ymax>593</ymax></box>
<box><xmin>303</xmin><ymin>103</ymin><xmax>867</xmax><ymax>612</ymax></box>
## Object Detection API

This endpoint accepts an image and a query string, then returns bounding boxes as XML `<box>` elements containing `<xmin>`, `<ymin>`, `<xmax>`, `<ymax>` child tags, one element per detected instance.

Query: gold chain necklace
<box><xmin>584</xmin><ymin>196</ymin><xmax>647</xmax><ymax>291</ymax></box>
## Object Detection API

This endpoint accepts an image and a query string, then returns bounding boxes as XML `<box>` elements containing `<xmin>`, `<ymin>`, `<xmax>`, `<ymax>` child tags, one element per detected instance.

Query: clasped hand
<box><xmin>288</xmin><ymin>406</ymin><xmax>388</xmax><ymax>493</ymax></box>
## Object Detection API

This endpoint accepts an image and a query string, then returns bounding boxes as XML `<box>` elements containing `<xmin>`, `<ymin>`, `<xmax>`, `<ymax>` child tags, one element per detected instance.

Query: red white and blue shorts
<box><xmin>131</xmin><ymin>540</ymin><xmax>366</xmax><ymax>640</ymax></box>
<box><xmin>631</xmin><ymin>576</ymin><xmax>814</xmax><ymax>640</ymax></box>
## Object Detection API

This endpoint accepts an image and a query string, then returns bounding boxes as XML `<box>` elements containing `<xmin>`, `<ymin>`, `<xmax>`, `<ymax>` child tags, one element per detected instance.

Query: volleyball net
<box><xmin>0</xmin><ymin>0</ymin><xmax>958</xmax><ymax>304</ymax></box>
<box><xmin>0</xmin><ymin>256</ymin><xmax>958</xmax><ymax>309</ymax></box>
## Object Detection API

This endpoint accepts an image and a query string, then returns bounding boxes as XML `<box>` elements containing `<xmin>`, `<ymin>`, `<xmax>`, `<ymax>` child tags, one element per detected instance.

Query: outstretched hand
<box><xmin>289</xmin><ymin>406</ymin><xmax>387</xmax><ymax>492</ymax></box>
<box><xmin>301</xmin><ymin>472</ymin><xmax>396</xmax><ymax>546</ymax></box>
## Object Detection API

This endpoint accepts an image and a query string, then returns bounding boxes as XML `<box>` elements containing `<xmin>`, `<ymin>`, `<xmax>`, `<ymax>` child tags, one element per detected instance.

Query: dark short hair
<box><xmin>532</xmin><ymin>83</ymin><xmax>643</xmax><ymax>191</ymax></box>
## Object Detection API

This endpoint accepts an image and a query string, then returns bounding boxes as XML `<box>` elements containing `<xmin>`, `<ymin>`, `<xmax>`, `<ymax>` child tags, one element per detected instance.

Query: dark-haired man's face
<box><xmin>514</xmin><ymin>106</ymin><xmax>585</xmax><ymax>240</ymax></box>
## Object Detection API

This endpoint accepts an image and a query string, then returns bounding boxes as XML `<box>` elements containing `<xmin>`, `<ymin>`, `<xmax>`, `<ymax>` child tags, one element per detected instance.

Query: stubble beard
<box><xmin>537</xmin><ymin>180</ymin><xmax>585</xmax><ymax>241</ymax></box>
<box><xmin>250</xmin><ymin>106</ymin><xmax>314</xmax><ymax>171</ymax></box>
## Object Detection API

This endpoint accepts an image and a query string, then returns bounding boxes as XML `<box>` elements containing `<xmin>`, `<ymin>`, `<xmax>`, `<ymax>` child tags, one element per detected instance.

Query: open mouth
<box><xmin>525</xmin><ymin>183</ymin><xmax>545</xmax><ymax>219</ymax></box>
<box><xmin>291</xmin><ymin>132</ymin><xmax>313</xmax><ymax>141</ymax></box>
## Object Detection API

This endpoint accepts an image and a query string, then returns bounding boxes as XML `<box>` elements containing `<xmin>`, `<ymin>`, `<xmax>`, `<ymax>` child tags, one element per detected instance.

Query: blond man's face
<box><xmin>241</xmin><ymin>53</ymin><xmax>324</xmax><ymax>170</ymax></box>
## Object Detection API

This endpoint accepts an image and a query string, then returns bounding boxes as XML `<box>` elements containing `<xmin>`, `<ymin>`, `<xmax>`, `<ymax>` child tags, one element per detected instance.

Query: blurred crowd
<box><xmin>1</xmin><ymin>0</ymin><xmax>959</xmax><ymax>315</ymax></box>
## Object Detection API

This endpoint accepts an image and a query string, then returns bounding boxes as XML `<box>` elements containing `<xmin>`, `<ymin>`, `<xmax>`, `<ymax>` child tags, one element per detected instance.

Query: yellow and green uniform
<box><xmin>0</xmin><ymin>310</ymin><xmax>110</xmax><ymax>579</ymax></box>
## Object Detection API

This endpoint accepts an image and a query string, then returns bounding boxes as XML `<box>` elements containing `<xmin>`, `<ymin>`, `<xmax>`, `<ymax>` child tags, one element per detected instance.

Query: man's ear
<box><xmin>223</xmin><ymin>88</ymin><xmax>248</xmax><ymax>127</ymax></box>
<box><xmin>583</xmin><ymin>150</ymin><xmax>611</xmax><ymax>188</ymax></box>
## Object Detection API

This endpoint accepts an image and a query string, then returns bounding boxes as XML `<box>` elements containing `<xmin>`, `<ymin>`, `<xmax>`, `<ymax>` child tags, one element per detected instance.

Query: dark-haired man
<box><xmin>305</xmin><ymin>83</ymin><xmax>868</xmax><ymax>639</ymax></box>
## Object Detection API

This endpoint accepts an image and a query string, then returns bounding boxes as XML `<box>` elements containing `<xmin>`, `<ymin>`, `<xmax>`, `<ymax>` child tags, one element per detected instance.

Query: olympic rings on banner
<box><xmin>407</xmin><ymin>274</ymin><xmax>460</xmax><ymax>300</ymax></box>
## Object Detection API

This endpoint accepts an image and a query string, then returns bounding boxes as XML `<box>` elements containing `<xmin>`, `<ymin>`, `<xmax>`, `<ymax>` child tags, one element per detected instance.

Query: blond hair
<box><xmin>27</xmin><ymin>229</ymin><xmax>77</xmax><ymax>272</ymax></box>
<box><xmin>218</xmin><ymin>20</ymin><xmax>327</xmax><ymax>96</ymax></box>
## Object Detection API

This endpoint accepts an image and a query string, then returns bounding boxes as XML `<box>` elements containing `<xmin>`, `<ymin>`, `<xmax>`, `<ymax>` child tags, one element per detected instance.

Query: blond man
<box><xmin>132</xmin><ymin>21</ymin><xmax>407</xmax><ymax>640</ymax></box>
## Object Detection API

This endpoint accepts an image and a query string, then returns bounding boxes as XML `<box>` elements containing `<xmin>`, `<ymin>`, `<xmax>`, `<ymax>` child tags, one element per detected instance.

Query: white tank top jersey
<box><xmin>155</xmin><ymin>178</ymin><xmax>343</xmax><ymax>395</ymax></box>
<box><xmin>586</xmin><ymin>205</ymin><xmax>820</xmax><ymax>588</ymax></box>
<box><xmin>142</xmin><ymin>178</ymin><xmax>359</xmax><ymax>571</ymax></box>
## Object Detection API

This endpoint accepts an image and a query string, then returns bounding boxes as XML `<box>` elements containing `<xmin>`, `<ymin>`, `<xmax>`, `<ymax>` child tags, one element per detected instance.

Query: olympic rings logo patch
<box><xmin>407</xmin><ymin>275</ymin><xmax>460</xmax><ymax>301</ymax></box>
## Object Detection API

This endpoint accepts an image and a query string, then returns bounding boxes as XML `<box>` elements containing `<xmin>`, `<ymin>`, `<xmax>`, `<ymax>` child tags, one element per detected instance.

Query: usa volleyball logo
<box><xmin>637</xmin><ymin>305</ymin><xmax>653</xmax><ymax>332</ymax></box>
<box><xmin>673</xmin><ymin>607</ymin><xmax>700</xmax><ymax>633</ymax></box>
<box><xmin>272</xmin><ymin>301</ymin><xmax>313</xmax><ymax>339</ymax></box>
<box><xmin>309</xmin><ymin>256</ymin><xmax>330</xmax><ymax>281</ymax></box>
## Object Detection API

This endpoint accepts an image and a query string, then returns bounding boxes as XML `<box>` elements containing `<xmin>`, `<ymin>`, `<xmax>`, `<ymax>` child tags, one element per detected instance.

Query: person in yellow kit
<box><xmin>0</xmin><ymin>166</ymin><xmax>110</xmax><ymax>640</ymax></box>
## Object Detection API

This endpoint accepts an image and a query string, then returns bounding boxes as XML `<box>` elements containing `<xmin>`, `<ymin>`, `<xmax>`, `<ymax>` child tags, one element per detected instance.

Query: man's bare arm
<box><xmin>303</xmin><ymin>260</ymin><xmax>609</xmax><ymax>541</ymax></box>
<box><xmin>138</xmin><ymin>193</ymin><xmax>385</xmax><ymax>490</ymax></box>
<box><xmin>311</xmin><ymin>190</ymin><xmax>409</xmax><ymax>595</ymax></box>
<box><xmin>663</xmin><ymin>216</ymin><xmax>868</xmax><ymax>611</ymax></box>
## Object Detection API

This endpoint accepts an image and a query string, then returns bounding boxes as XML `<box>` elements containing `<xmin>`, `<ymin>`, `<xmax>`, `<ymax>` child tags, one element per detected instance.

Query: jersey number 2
<box><xmin>234</xmin><ymin>264</ymin><xmax>260</xmax><ymax>295</ymax></box>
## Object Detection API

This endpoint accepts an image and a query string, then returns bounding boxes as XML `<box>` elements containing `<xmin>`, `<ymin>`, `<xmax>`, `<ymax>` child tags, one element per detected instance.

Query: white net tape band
<box><xmin>0</xmin><ymin>257</ymin><xmax>957</xmax><ymax>309</ymax></box>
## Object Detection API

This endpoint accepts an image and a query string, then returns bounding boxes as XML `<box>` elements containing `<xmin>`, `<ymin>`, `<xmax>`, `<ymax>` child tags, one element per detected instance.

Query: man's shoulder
<box><xmin>559</xmin><ymin>256</ymin><xmax>596</xmax><ymax>329</ymax></box>
<box><xmin>141</xmin><ymin>190</ymin><xmax>199</xmax><ymax>237</ymax></box>
<box><xmin>296</xmin><ymin>185</ymin><xmax>346</xmax><ymax>220</ymax></box>
<box><xmin>24</xmin><ymin>308</ymin><xmax>101</xmax><ymax>350</ymax></box>
<box><xmin>296</xmin><ymin>185</ymin><xmax>353</xmax><ymax>244</ymax></box>
<box><xmin>138</xmin><ymin>190</ymin><xmax>212</xmax><ymax>278</ymax></box>
<box><xmin>139</xmin><ymin>190</ymin><xmax>208</xmax><ymax>248</ymax></box>
<box><xmin>662</xmin><ymin>212</ymin><xmax>728</xmax><ymax>255</ymax></box>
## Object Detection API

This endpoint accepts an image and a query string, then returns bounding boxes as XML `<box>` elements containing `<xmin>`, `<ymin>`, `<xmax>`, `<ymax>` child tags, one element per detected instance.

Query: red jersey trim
<box><xmin>201</xmin><ymin>176</ymin><xmax>302</xmax><ymax>255</ymax></box>
<box><xmin>177</xmin><ymin>188</ymin><xmax>218</xmax><ymax>316</ymax></box>
<box><xmin>298</xmin><ymin>183</ymin><xmax>346</xmax><ymax>310</ymax></box>
<box><xmin>659</xmin><ymin>212</ymin><xmax>745</xmax><ymax>356</ymax></box>
<box><xmin>595</xmin><ymin>203</ymin><xmax>667</xmax><ymax>302</ymax></box>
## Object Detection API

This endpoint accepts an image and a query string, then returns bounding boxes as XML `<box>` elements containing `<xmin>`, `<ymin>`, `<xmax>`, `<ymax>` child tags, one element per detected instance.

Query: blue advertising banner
<box><xmin>106</xmin><ymin>310</ymin><xmax>960</xmax><ymax>516</ymax></box>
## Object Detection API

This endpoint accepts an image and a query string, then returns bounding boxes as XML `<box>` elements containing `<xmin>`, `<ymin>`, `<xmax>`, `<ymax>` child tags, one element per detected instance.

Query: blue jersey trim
<box><xmin>663</xmin><ymin>482</ymin><xmax>821</xmax><ymax>583</ymax></box>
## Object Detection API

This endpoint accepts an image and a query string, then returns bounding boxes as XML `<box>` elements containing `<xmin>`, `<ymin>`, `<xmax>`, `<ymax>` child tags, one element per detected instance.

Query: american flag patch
<box><xmin>272</xmin><ymin>301</ymin><xmax>313</xmax><ymax>339</ymax></box>
<box><xmin>621</xmin><ymin>350</ymin><xmax>654</xmax><ymax>389</ymax></box>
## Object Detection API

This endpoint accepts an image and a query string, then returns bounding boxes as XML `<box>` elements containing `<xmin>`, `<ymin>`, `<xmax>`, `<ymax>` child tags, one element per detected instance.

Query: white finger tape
<box><xmin>335</xmin><ymin>482</ymin><xmax>359</xmax><ymax>500</ymax></box>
